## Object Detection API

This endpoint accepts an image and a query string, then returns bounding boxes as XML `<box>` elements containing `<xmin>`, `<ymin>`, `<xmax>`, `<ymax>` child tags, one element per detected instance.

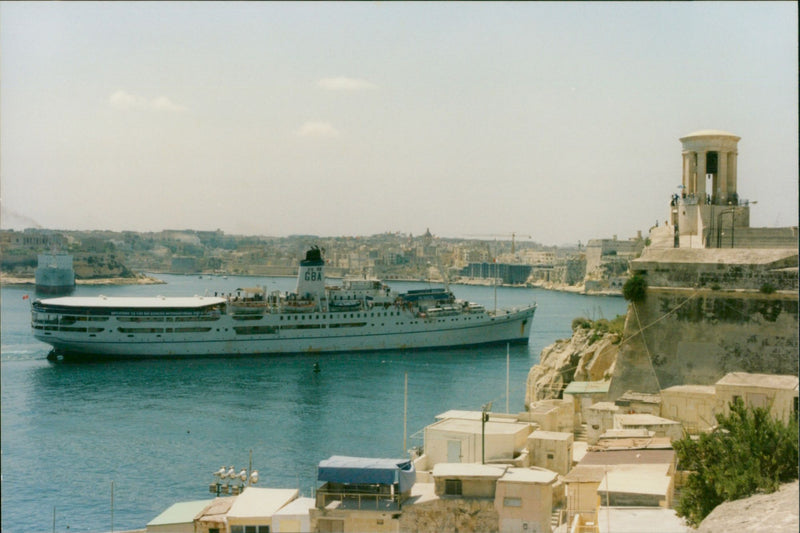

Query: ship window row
<box><xmin>116</xmin><ymin>327</ymin><xmax>213</xmax><ymax>334</ymax></box>
<box><xmin>32</xmin><ymin>325</ymin><xmax>104</xmax><ymax>333</ymax></box>
<box><xmin>278</xmin><ymin>312</ymin><xmax>399</xmax><ymax>321</ymax></box>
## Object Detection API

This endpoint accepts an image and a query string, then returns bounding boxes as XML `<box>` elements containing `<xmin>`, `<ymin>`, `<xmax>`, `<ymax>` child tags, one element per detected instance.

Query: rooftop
<box><xmin>564</xmin><ymin>380</ymin><xmax>610</xmax><ymax>395</ymax></box>
<box><xmin>716</xmin><ymin>372</ymin><xmax>799</xmax><ymax>391</ymax></box>
<box><xmin>433</xmin><ymin>463</ymin><xmax>507</xmax><ymax>479</ymax></box>
<box><xmin>615</xmin><ymin>414</ymin><xmax>681</xmax><ymax>426</ymax></box>
<box><xmin>147</xmin><ymin>499</ymin><xmax>213</xmax><ymax>526</ymax></box>
<box><xmin>580</xmin><ymin>448</ymin><xmax>675</xmax><ymax>467</ymax></box>
<box><xmin>227</xmin><ymin>487</ymin><xmax>298</xmax><ymax>520</ymax></box>
<box><xmin>529</xmin><ymin>430</ymin><xmax>573</xmax><ymax>441</ymax></box>
<box><xmin>661</xmin><ymin>384</ymin><xmax>717</xmax><ymax>395</ymax></box>
<box><xmin>499</xmin><ymin>467</ymin><xmax>558</xmax><ymax>485</ymax></box>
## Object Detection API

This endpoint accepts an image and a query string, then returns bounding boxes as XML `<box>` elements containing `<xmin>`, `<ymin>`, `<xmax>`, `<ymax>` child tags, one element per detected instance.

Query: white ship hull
<box><xmin>34</xmin><ymin>306</ymin><xmax>534</xmax><ymax>359</ymax></box>
<box><xmin>32</xmin><ymin>247</ymin><xmax>535</xmax><ymax>361</ymax></box>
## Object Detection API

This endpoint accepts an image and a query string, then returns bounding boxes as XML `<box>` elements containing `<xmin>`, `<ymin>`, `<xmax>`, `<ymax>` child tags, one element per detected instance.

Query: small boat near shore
<box><xmin>31</xmin><ymin>247</ymin><xmax>536</xmax><ymax>361</ymax></box>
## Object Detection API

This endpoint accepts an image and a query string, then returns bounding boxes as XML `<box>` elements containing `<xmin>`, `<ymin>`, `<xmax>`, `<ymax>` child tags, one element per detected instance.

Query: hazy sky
<box><xmin>1</xmin><ymin>2</ymin><xmax>797</xmax><ymax>245</ymax></box>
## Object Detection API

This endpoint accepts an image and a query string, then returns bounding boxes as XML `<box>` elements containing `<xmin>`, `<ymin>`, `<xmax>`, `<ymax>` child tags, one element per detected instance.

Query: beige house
<box><xmin>613</xmin><ymin>414</ymin><xmax>683</xmax><ymax>441</ymax></box>
<box><xmin>585</xmin><ymin>402</ymin><xmax>619</xmax><ymax>444</ymax></box>
<box><xmin>716</xmin><ymin>372</ymin><xmax>799</xmax><ymax>423</ymax></box>
<box><xmin>527</xmin><ymin>430</ymin><xmax>573</xmax><ymax>475</ymax></box>
<box><xmin>422</xmin><ymin>411</ymin><xmax>533</xmax><ymax>466</ymax></box>
<box><xmin>495</xmin><ymin>467</ymin><xmax>558</xmax><ymax>533</ymax></box>
<box><xmin>271</xmin><ymin>497</ymin><xmax>315</xmax><ymax>533</ymax></box>
<box><xmin>578</xmin><ymin>448</ymin><xmax>676</xmax><ymax>508</ymax></box>
<box><xmin>524</xmin><ymin>399</ymin><xmax>574</xmax><ymax>433</ymax></box>
<box><xmin>227</xmin><ymin>487</ymin><xmax>299</xmax><ymax>533</ymax></box>
<box><xmin>563</xmin><ymin>466</ymin><xmax>604</xmax><ymax>528</ymax></box>
<box><xmin>563</xmin><ymin>381</ymin><xmax>610</xmax><ymax>425</ymax></box>
<box><xmin>615</xmin><ymin>391</ymin><xmax>662</xmax><ymax>416</ymax></box>
<box><xmin>146</xmin><ymin>499</ymin><xmax>213</xmax><ymax>533</ymax></box>
<box><xmin>660</xmin><ymin>384</ymin><xmax>718</xmax><ymax>433</ymax></box>
<box><xmin>311</xmin><ymin>456</ymin><xmax>415</xmax><ymax>533</ymax></box>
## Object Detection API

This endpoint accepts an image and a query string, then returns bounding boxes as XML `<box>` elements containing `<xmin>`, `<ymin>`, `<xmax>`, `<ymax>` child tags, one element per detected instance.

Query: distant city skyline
<box><xmin>1</xmin><ymin>2</ymin><xmax>797</xmax><ymax>246</ymax></box>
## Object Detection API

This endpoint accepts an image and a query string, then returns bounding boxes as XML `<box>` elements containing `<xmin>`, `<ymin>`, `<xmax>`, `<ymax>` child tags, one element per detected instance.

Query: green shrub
<box><xmin>571</xmin><ymin>317</ymin><xmax>592</xmax><ymax>331</ymax></box>
<box><xmin>760</xmin><ymin>283</ymin><xmax>776</xmax><ymax>294</ymax></box>
<box><xmin>622</xmin><ymin>273</ymin><xmax>647</xmax><ymax>302</ymax></box>
<box><xmin>673</xmin><ymin>398</ymin><xmax>799</xmax><ymax>526</ymax></box>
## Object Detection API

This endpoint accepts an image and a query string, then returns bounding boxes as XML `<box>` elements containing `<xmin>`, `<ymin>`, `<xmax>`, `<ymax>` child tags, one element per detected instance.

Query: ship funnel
<box><xmin>296</xmin><ymin>246</ymin><xmax>326</xmax><ymax>298</ymax></box>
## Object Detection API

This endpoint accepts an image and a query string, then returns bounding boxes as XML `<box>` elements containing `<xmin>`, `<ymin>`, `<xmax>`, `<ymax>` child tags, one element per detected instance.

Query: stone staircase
<box><xmin>551</xmin><ymin>507</ymin><xmax>565</xmax><ymax>530</ymax></box>
<box><xmin>574</xmin><ymin>423</ymin><xmax>588</xmax><ymax>442</ymax></box>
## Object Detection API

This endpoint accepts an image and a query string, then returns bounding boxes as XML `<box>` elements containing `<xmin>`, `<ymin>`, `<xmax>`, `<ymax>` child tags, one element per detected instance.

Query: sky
<box><xmin>1</xmin><ymin>2</ymin><xmax>797</xmax><ymax>246</ymax></box>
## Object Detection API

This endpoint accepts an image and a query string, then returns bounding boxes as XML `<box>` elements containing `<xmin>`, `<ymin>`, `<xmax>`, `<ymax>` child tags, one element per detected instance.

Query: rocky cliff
<box><xmin>697</xmin><ymin>481</ymin><xmax>798</xmax><ymax>533</ymax></box>
<box><xmin>525</xmin><ymin>318</ymin><xmax>623</xmax><ymax>407</ymax></box>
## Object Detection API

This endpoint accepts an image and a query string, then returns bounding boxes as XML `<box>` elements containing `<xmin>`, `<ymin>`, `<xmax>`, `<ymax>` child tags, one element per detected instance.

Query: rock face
<box><xmin>697</xmin><ymin>481</ymin><xmax>799</xmax><ymax>533</ymax></box>
<box><xmin>399</xmin><ymin>497</ymin><xmax>497</xmax><ymax>533</ymax></box>
<box><xmin>525</xmin><ymin>325</ymin><xmax>621</xmax><ymax>406</ymax></box>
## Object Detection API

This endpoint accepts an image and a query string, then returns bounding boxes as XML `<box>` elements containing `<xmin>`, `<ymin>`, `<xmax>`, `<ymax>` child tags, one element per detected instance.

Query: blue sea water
<box><xmin>1</xmin><ymin>275</ymin><xmax>627</xmax><ymax>532</ymax></box>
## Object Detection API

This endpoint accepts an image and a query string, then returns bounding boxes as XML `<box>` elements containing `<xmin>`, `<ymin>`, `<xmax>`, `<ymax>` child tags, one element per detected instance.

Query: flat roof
<box><xmin>147</xmin><ymin>499</ymin><xmax>214</xmax><ymax>526</ymax></box>
<box><xmin>38</xmin><ymin>295</ymin><xmax>226</xmax><ymax>308</ymax></box>
<box><xmin>716</xmin><ymin>372</ymin><xmax>799</xmax><ymax>390</ymax></box>
<box><xmin>499</xmin><ymin>467</ymin><xmax>558</xmax><ymax>485</ymax></box>
<box><xmin>598</xmin><ymin>464</ymin><xmax>673</xmax><ymax>496</ymax></box>
<box><xmin>615</xmin><ymin>414</ymin><xmax>681</xmax><ymax>426</ymax></box>
<box><xmin>433</xmin><ymin>463</ymin><xmax>507</xmax><ymax>479</ymax></box>
<box><xmin>227</xmin><ymin>487</ymin><xmax>298</xmax><ymax>520</ymax></box>
<box><xmin>589</xmin><ymin>402</ymin><xmax>620</xmax><ymax>412</ymax></box>
<box><xmin>563</xmin><ymin>381</ymin><xmax>610</xmax><ymax>395</ymax></box>
<box><xmin>272</xmin><ymin>497</ymin><xmax>316</xmax><ymax>517</ymax></box>
<box><xmin>580</xmin><ymin>448</ymin><xmax>675</xmax><ymax>467</ymax></box>
<box><xmin>596</xmin><ymin>507</ymin><xmax>690</xmax><ymax>533</ymax></box>
<box><xmin>563</xmin><ymin>465</ymin><xmax>605</xmax><ymax>483</ymax></box>
<box><xmin>529</xmin><ymin>430</ymin><xmax>573</xmax><ymax>441</ymax></box>
<box><xmin>427</xmin><ymin>417</ymin><xmax>530</xmax><ymax>436</ymax></box>
<box><xmin>661</xmin><ymin>384</ymin><xmax>716</xmax><ymax>395</ymax></box>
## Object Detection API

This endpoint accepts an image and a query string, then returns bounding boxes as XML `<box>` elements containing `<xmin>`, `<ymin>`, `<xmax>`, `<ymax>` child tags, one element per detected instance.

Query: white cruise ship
<box><xmin>31</xmin><ymin>247</ymin><xmax>536</xmax><ymax>361</ymax></box>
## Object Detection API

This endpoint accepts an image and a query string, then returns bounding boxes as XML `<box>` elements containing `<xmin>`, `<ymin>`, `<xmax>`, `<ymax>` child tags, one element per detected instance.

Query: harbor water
<box><xmin>1</xmin><ymin>275</ymin><xmax>627</xmax><ymax>532</ymax></box>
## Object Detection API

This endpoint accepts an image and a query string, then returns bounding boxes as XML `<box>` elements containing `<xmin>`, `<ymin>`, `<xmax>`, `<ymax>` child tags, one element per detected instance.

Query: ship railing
<box><xmin>316</xmin><ymin>489</ymin><xmax>404</xmax><ymax>511</ymax></box>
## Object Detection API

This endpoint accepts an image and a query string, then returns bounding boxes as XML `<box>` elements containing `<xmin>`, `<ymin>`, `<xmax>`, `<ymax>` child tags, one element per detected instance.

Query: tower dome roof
<box><xmin>681</xmin><ymin>129</ymin><xmax>740</xmax><ymax>140</ymax></box>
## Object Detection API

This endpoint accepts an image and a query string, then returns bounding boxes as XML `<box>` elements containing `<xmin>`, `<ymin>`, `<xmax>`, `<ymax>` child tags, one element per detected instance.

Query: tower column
<box><xmin>718</xmin><ymin>150</ymin><xmax>729</xmax><ymax>203</ymax></box>
<box><xmin>696</xmin><ymin>151</ymin><xmax>707</xmax><ymax>202</ymax></box>
<box><xmin>729</xmin><ymin>151</ymin><xmax>738</xmax><ymax>201</ymax></box>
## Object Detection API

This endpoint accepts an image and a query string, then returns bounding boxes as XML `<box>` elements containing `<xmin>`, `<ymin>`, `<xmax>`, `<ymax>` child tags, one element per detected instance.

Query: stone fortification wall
<box><xmin>608</xmin><ymin>287</ymin><xmax>799</xmax><ymax>399</ymax></box>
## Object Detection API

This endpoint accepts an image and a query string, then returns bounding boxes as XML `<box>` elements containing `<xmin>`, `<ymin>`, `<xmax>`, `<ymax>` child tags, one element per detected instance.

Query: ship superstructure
<box><xmin>32</xmin><ymin>247</ymin><xmax>535</xmax><ymax>360</ymax></box>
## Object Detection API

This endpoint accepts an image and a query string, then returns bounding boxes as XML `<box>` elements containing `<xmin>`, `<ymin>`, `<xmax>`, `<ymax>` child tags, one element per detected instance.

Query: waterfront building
<box><xmin>420</xmin><ymin>410</ymin><xmax>534</xmax><ymax>468</ymax></box>
<box><xmin>310</xmin><ymin>456</ymin><xmax>415</xmax><ymax>533</ymax></box>
<box><xmin>146</xmin><ymin>499</ymin><xmax>213</xmax><ymax>533</ymax></box>
<box><xmin>227</xmin><ymin>487</ymin><xmax>299</xmax><ymax>533</ymax></box>
<box><xmin>659</xmin><ymin>385</ymin><xmax>719</xmax><ymax>434</ymax></box>
<box><xmin>524</xmin><ymin>399</ymin><xmax>574</xmax><ymax>433</ymax></box>
<box><xmin>271</xmin><ymin>497</ymin><xmax>316</xmax><ymax>533</ymax></box>
<box><xmin>578</xmin><ymin>447</ymin><xmax>677</xmax><ymax>508</ymax></box>
<box><xmin>715</xmin><ymin>372</ymin><xmax>799</xmax><ymax>424</ymax></box>
<box><xmin>562</xmin><ymin>381</ymin><xmax>610</xmax><ymax>426</ymax></box>
<box><xmin>585</xmin><ymin>402</ymin><xmax>620</xmax><ymax>445</ymax></box>
<box><xmin>526</xmin><ymin>430</ymin><xmax>573</xmax><ymax>475</ymax></box>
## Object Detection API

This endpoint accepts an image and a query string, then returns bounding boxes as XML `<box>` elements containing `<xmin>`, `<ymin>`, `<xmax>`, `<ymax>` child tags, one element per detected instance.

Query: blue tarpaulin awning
<box><xmin>317</xmin><ymin>456</ymin><xmax>416</xmax><ymax>493</ymax></box>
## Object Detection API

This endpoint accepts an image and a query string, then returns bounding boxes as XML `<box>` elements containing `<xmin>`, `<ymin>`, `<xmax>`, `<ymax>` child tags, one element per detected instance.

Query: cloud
<box><xmin>295</xmin><ymin>121</ymin><xmax>341</xmax><ymax>138</ymax></box>
<box><xmin>109</xmin><ymin>90</ymin><xmax>187</xmax><ymax>112</ymax></box>
<box><xmin>317</xmin><ymin>77</ymin><xmax>377</xmax><ymax>91</ymax></box>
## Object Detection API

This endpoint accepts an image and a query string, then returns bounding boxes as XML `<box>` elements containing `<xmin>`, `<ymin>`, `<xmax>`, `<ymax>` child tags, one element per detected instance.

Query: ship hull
<box><xmin>36</xmin><ymin>306</ymin><xmax>535</xmax><ymax>361</ymax></box>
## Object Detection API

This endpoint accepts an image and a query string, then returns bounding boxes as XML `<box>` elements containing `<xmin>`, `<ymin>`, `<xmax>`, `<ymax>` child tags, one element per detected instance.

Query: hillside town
<box><xmin>3</xmin><ymin>131</ymin><xmax>798</xmax><ymax>532</ymax></box>
<box><xmin>0</xmin><ymin>227</ymin><xmax>644</xmax><ymax>296</ymax></box>
<box><xmin>140</xmin><ymin>131</ymin><xmax>798</xmax><ymax>533</ymax></box>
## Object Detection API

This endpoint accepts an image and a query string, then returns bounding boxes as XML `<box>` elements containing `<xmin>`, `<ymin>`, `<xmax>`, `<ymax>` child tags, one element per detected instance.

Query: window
<box><xmin>504</xmin><ymin>497</ymin><xmax>522</xmax><ymax>507</ymax></box>
<box><xmin>444</xmin><ymin>479</ymin><xmax>462</xmax><ymax>496</ymax></box>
